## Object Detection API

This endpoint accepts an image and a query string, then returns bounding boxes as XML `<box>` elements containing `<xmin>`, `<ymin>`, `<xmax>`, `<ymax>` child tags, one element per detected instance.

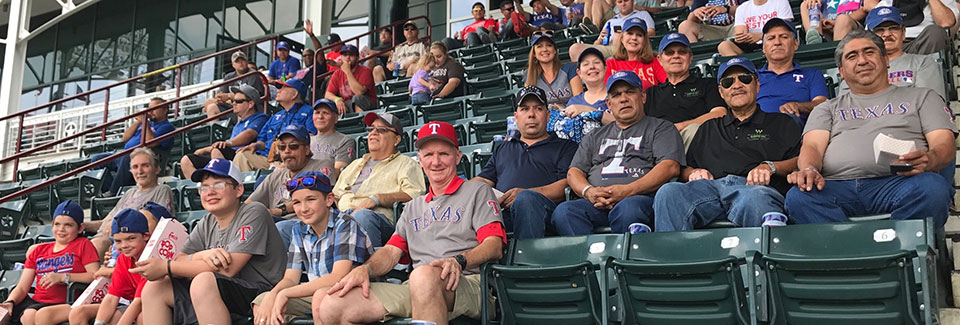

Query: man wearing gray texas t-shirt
<box><xmin>310</xmin><ymin>99</ymin><xmax>357</xmax><ymax>171</ymax></box>
<box><xmin>785</xmin><ymin>31</ymin><xmax>956</xmax><ymax>227</ymax></box>
<box><xmin>552</xmin><ymin>70</ymin><xmax>684</xmax><ymax>235</ymax></box>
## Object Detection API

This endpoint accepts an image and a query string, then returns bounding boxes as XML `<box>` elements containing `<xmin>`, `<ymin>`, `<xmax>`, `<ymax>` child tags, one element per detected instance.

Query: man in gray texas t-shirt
<box><xmin>310</xmin><ymin>99</ymin><xmax>357</xmax><ymax>171</ymax></box>
<box><xmin>552</xmin><ymin>70</ymin><xmax>684</xmax><ymax>235</ymax></box>
<box><xmin>785</xmin><ymin>30</ymin><xmax>957</xmax><ymax>227</ymax></box>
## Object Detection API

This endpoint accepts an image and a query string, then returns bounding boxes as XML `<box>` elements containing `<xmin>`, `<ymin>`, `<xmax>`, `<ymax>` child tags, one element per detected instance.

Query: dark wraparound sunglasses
<box><xmin>720</xmin><ymin>73</ymin><xmax>755</xmax><ymax>88</ymax></box>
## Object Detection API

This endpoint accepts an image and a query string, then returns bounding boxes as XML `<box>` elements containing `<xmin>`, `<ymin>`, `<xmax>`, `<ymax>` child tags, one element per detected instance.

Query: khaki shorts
<box><xmin>233</xmin><ymin>151</ymin><xmax>270</xmax><ymax>172</ymax></box>
<box><xmin>699</xmin><ymin>24</ymin><xmax>736</xmax><ymax>41</ymax></box>
<box><xmin>370</xmin><ymin>274</ymin><xmax>487</xmax><ymax>321</ymax></box>
<box><xmin>252</xmin><ymin>292</ymin><xmax>313</xmax><ymax>323</ymax></box>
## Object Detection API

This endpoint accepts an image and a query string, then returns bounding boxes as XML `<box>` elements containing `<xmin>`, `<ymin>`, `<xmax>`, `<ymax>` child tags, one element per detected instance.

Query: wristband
<box><xmin>369</xmin><ymin>195</ymin><xmax>381</xmax><ymax>207</ymax></box>
<box><xmin>581</xmin><ymin>185</ymin><xmax>593</xmax><ymax>197</ymax></box>
<box><xmin>361</xmin><ymin>264</ymin><xmax>372</xmax><ymax>277</ymax></box>
<box><xmin>803</xmin><ymin>167</ymin><xmax>821</xmax><ymax>174</ymax></box>
<box><xmin>225</xmin><ymin>139</ymin><xmax>233</xmax><ymax>147</ymax></box>
<box><xmin>167</xmin><ymin>259</ymin><xmax>173</xmax><ymax>278</ymax></box>
<box><xmin>334</xmin><ymin>97</ymin><xmax>342</xmax><ymax>103</ymax></box>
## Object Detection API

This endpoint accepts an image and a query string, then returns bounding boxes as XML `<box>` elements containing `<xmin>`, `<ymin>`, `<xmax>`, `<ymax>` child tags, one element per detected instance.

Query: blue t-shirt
<box><xmin>124</xmin><ymin>120</ymin><xmax>176</xmax><ymax>150</ymax></box>
<box><xmin>256</xmin><ymin>103</ymin><xmax>317</xmax><ymax>156</ymax></box>
<box><xmin>268</xmin><ymin>57</ymin><xmax>302</xmax><ymax>79</ymax></box>
<box><xmin>530</xmin><ymin>11</ymin><xmax>561</xmax><ymax>27</ymax></box>
<box><xmin>477</xmin><ymin>133</ymin><xmax>578</xmax><ymax>192</ymax></box>
<box><xmin>549</xmin><ymin>93</ymin><xmax>607</xmax><ymax>143</ymax></box>
<box><xmin>231</xmin><ymin>112</ymin><xmax>269</xmax><ymax>151</ymax></box>
<box><xmin>560</xmin><ymin>4</ymin><xmax>586</xmax><ymax>25</ymax></box>
<box><xmin>757</xmin><ymin>63</ymin><xmax>829</xmax><ymax>126</ymax></box>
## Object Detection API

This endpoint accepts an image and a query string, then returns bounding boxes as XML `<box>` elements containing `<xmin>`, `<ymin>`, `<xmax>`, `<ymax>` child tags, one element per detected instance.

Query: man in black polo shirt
<box><xmin>653</xmin><ymin>57</ymin><xmax>801</xmax><ymax>231</ymax></box>
<box><xmin>645</xmin><ymin>33</ymin><xmax>727</xmax><ymax>151</ymax></box>
<box><xmin>472</xmin><ymin>87</ymin><xmax>578</xmax><ymax>239</ymax></box>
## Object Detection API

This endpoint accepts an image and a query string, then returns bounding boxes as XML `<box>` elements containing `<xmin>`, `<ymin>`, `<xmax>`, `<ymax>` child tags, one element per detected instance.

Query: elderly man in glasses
<box><xmin>245</xmin><ymin>124</ymin><xmax>336</xmax><ymax>249</ymax></box>
<box><xmin>652</xmin><ymin>57</ymin><xmax>802</xmax><ymax>232</ymax></box>
<box><xmin>332</xmin><ymin>112</ymin><xmax>426</xmax><ymax>247</ymax></box>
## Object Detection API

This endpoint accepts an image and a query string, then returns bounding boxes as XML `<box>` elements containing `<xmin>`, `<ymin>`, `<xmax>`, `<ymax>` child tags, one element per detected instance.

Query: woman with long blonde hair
<box><xmin>604</xmin><ymin>17</ymin><xmax>666</xmax><ymax>89</ymax></box>
<box><xmin>523</xmin><ymin>32</ymin><xmax>579</xmax><ymax>106</ymax></box>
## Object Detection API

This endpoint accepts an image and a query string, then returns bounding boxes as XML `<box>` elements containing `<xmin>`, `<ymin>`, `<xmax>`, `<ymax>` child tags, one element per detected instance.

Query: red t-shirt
<box><xmin>325</xmin><ymin>51</ymin><xmax>342</xmax><ymax>75</ymax></box>
<box><xmin>107</xmin><ymin>254</ymin><xmax>147</xmax><ymax>299</ymax></box>
<box><xmin>604</xmin><ymin>58</ymin><xmax>667</xmax><ymax>90</ymax></box>
<box><xmin>326</xmin><ymin>65</ymin><xmax>378</xmax><ymax>103</ymax></box>
<box><xmin>462</xmin><ymin>19</ymin><xmax>499</xmax><ymax>37</ymax></box>
<box><xmin>25</xmin><ymin>238</ymin><xmax>99</xmax><ymax>303</ymax></box>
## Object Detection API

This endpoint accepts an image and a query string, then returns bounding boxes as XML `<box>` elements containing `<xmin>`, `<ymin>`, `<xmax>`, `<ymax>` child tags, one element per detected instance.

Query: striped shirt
<box><xmin>287</xmin><ymin>211</ymin><xmax>374</xmax><ymax>281</ymax></box>
<box><xmin>333</xmin><ymin>151</ymin><xmax>426</xmax><ymax>223</ymax></box>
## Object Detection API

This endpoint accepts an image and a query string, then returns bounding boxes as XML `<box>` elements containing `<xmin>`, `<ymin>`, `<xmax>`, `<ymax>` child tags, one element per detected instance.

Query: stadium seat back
<box><xmin>469</xmin><ymin>120</ymin><xmax>508</xmax><ymax>145</ymax></box>
<box><xmin>419</xmin><ymin>100</ymin><xmax>466</xmax><ymax>124</ymax></box>
<box><xmin>385</xmin><ymin>78</ymin><xmax>412</xmax><ymax>94</ymax></box>
<box><xmin>185</xmin><ymin>125</ymin><xmax>213</xmax><ymax>152</ymax></box>
<box><xmin>336</xmin><ymin>114</ymin><xmax>367</xmax><ymax>135</ymax></box>
<box><xmin>467</xmin><ymin>76</ymin><xmax>511</xmax><ymax>95</ymax></box>
<box><xmin>0</xmin><ymin>238</ymin><xmax>34</xmax><ymax>270</ymax></box>
<box><xmin>379</xmin><ymin>92</ymin><xmax>411</xmax><ymax>108</ymax></box>
<box><xmin>385</xmin><ymin>106</ymin><xmax>417</xmax><ymax>127</ymax></box>
<box><xmin>91</xmin><ymin>195</ymin><xmax>121</xmax><ymax>221</ymax></box>
<box><xmin>761</xmin><ymin>219</ymin><xmax>935</xmax><ymax>325</ymax></box>
<box><xmin>0</xmin><ymin>200</ymin><xmax>28</xmax><ymax>241</ymax></box>
<box><xmin>467</xmin><ymin>93</ymin><xmax>514</xmax><ymax>122</ymax></box>
<box><xmin>20</xmin><ymin>179</ymin><xmax>53</xmax><ymax>223</ymax></box>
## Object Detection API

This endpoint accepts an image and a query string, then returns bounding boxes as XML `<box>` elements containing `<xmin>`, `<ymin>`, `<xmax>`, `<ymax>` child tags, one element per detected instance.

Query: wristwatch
<box><xmin>454</xmin><ymin>254</ymin><xmax>468</xmax><ymax>270</ymax></box>
<box><xmin>64</xmin><ymin>273</ymin><xmax>71</xmax><ymax>284</ymax></box>
<box><xmin>277</xmin><ymin>202</ymin><xmax>288</xmax><ymax>215</ymax></box>
<box><xmin>762</xmin><ymin>161</ymin><xmax>776</xmax><ymax>174</ymax></box>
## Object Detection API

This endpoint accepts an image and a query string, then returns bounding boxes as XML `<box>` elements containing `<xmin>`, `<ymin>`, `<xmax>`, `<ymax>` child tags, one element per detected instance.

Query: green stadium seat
<box><xmin>606</xmin><ymin>227</ymin><xmax>761</xmax><ymax>325</ymax></box>
<box><xmin>486</xmin><ymin>234</ymin><xmax>624</xmax><ymax>324</ymax></box>
<box><xmin>0</xmin><ymin>200</ymin><xmax>27</xmax><ymax>241</ymax></box>
<box><xmin>418</xmin><ymin>100</ymin><xmax>466</xmax><ymax>124</ymax></box>
<box><xmin>458</xmin><ymin>44</ymin><xmax>493</xmax><ymax>57</ymax></box>
<box><xmin>0</xmin><ymin>238</ymin><xmax>33</xmax><ymax>270</ymax></box>
<box><xmin>470</xmin><ymin>120</ymin><xmax>507</xmax><ymax>145</ymax></box>
<box><xmin>467</xmin><ymin>76</ymin><xmax>511</xmax><ymax>95</ymax></box>
<box><xmin>211</xmin><ymin>121</ymin><xmax>231</xmax><ymax>143</ymax></box>
<box><xmin>760</xmin><ymin>219</ymin><xmax>938</xmax><ymax>325</ymax></box>
<box><xmin>0</xmin><ymin>270</ymin><xmax>23</xmax><ymax>301</ymax></box>
<box><xmin>652</xmin><ymin>6</ymin><xmax>691</xmax><ymax>21</ymax></box>
<box><xmin>385</xmin><ymin>78</ymin><xmax>411</xmax><ymax>94</ymax></box>
<box><xmin>493</xmin><ymin>37</ymin><xmax>528</xmax><ymax>52</ymax></box>
<box><xmin>0</xmin><ymin>183</ymin><xmax>21</xmax><ymax>199</ymax></box>
<box><xmin>554</xmin><ymin>37</ymin><xmax>576</xmax><ymax>51</ymax></box>
<box><xmin>103</xmin><ymin>139</ymin><xmax>124</xmax><ymax>152</ymax></box>
<box><xmin>380</xmin><ymin>92</ymin><xmax>411</xmax><ymax>108</ymax></box>
<box><xmin>503</xmin><ymin>58</ymin><xmax>529</xmax><ymax>74</ymax></box>
<box><xmin>385</xmin><ymin>106</ymin><xmax>416</xmax><ymax>127</ymax></box>
<box><xmin>467</xmin><ymin>91</ymin><xmax>514</xmax><ymax>121</ymax></box>
<box><xmin>464</xmin><ymin>62</ymin><xmax>504</xmax><ymax>81</ymax></box>
<box><xmin>22</xmin><ymin>225</ymin><xmax>52</xmax><ymax>242</ymax></box>
<box><xmin>91</xmin><ymin>195</ymin><xmax>121</xmax><ymax>221</ymax></box>
<box><xmin>180</xmin><ymin>181</ymin><xmax>202</xmax><ymax>212</ymax></box>
<box><xmin>81</xmin><ymin>143</ymin><xmax>105</xmax><ymax>158</ymax></box>
<box><xmin>185</xmin><ymin>125</ymin><xmax>213</xmax><ymax>152</ymax></box>
<box><xmin>176</xmin><ymin>210</ymin><xmax>208</xmax><ymax>232</ymax></box>
<box><xmin>500</xmin><ymin>45</ymin><xmax>532</xmax><ymax>61</ymax></box>
<box><xmin>460</xmin><ymin>52</ymin><xmax>498</xmax><ymax>67</ymax></box>
<box><xmin>240</xmin><ymin>171</ymin><xmax>258</xmax><ymax>202</ymax></box>
<box><xmin>336</xmin><ymin>114</ymin><xmax>367</xmax><ymax>135</ymax></box>
<box><xmin>20</xmin><ymin>179</ymin><xmax>53</xmax><ymax>223</ymax></box>
<box><xmin>17</xmin><ymin>167</ymin><xmax>43</xmax><ymax>182</ymax></box>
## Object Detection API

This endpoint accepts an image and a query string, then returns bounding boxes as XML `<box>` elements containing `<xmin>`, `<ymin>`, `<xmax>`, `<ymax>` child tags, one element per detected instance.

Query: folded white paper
<box><xmin>873</xmin><ymin>133</ymin><xmax>916</xmax><ymax>165</ymax></box>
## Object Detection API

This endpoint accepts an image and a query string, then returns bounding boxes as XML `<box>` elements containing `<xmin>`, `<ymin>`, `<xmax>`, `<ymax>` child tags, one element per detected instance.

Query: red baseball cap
<box><xmin>415</xmin><ymin>121</ymin><xmax>458</xmax><ymax>149</ymax></box>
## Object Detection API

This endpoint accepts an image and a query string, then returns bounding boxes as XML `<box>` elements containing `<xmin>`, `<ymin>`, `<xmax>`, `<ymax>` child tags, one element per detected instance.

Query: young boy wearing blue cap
<box><xmin>251</xmin><ymin>171</ymin><xmax>374</xmax><ymax>324</ymax></box>
<box><xmin>0</xmin><ymin>200</ymin><xmax>100</xmax><ymax>325</ymax></box>
<box><xmin>134</xmin><ymin>159</ymin><xmax>285</xmax><ymax>324</ymax></box>
<box><xmin>68</xmin><ymin>203</ymin><xmax>173</xmax><ymax>325</ymax></box>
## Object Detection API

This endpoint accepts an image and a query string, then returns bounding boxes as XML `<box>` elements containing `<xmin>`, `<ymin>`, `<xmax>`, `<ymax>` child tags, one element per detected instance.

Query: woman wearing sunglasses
<box><xmin>604</xmin><ymin>17</ymin><xmax>666</xmax><ymax>89</ymax></box>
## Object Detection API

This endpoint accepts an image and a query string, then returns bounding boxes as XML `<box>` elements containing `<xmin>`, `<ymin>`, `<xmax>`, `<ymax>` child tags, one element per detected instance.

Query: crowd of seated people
<box><xmin>12</xmin><ymin>0</ymin><xmax>960</xmax><ymax>323</ymax></box>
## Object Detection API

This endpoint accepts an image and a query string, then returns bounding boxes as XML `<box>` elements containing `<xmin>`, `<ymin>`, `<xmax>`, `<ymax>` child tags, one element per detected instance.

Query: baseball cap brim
<box><xmin>578</xmin><ymin>47</ymin><xmax>605</xmax><ymax>63</ymax></box>
<box><xmin>762</xmin><ymin>18</ymin><xmax>796</xmax><ymax>35</ymax></box>
<box><xmin>415</xmin><ymin>134</ymin><xmax>457</xmax><ymax>149</ymax></box>
<box><xmin>516</xmin><ymin>91</ymin><xmax>547</xmax><ymax>108</ymax></box>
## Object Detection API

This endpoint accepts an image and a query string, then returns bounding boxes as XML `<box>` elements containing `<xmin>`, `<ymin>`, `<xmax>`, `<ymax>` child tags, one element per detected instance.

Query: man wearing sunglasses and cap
<box><xmin>654</xmin><ymin>57</ymin><xmax>801</xmax><ymax>231</ymax></box>
<box><xmin>319</xmin><ymin>121</ymin><xmax>505</xmax><ymax>324</ymax></box>
<box><xmin>333</xmin><ymin>112</ymin><xmax>426</xmax><ymax>247</ymax></box>
<box><xmin>267</xmin><ymin>41</ymin><xmax>301</xmax><ymax>83</ymax></box>
<box><xmin>235</xmin><ymin>78</ymin><xmax>317</xmax><ymax>172</ymax></box>
<box><xmin>756</xmin><ymin>18</ymin><xmax>829</xmax><ymax>127</ymax></box>
<box><xmin>373</xmin><ymin>21</ymin><xmax>428</xmax><ymax>82</ymax></box>
<box><xmin>182</xmin><ymin>84</ymin><xmax>270</xmax><ymax>178</ymax></box>
<box><xmin>135</xmin><ymin>158</ymin><xmax>285</xmax><ymax>325</ymax></box>
<box><xmin>325</xmin><ymin>44</ymin><xmax>377</xmax><ymax>114</ymax></box>
<box><xmin>552</xmin><ymin>70</ymin><xmax>683</xmax><ymax>234</ymax></box>
<box><xmin>252</xmin><ymin>171</ymin><xmax>374</xmax><ymax>325</ymax></box>
<box><xmin>645</xmin><ymin>33</ymin><xmax>727</xmax><ymax>150</ymax></box>
<box><xmin>784</xmin><ymin>30</ymin><xmax>956</xmax><ymax>227</ymax></box>
<box><xmin>202</xmin><ymin>50</ymin><xmax>264</xmax><ymax>123</ymax></box>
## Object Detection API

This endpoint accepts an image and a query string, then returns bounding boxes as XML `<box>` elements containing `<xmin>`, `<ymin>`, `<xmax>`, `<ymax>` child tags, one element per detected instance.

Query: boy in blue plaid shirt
<box><xmin>251</xmin><ymin>171</ymin><xmax>374</xmax><ymax>324</ymax></box>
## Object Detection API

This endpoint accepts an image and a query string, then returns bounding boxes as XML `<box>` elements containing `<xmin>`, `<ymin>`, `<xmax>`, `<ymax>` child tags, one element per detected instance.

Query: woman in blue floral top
<box><xmin>546</xmin><ymin>47</ymin><xmax>612</xmax><ymax>142</ymax></box>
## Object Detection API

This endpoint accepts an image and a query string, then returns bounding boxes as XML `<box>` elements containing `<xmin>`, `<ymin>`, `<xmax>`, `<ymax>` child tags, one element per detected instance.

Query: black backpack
<box><xmin>893</xmin><ymin>0</ymin><xmax>925</xmax><ymax>27</ymax></box>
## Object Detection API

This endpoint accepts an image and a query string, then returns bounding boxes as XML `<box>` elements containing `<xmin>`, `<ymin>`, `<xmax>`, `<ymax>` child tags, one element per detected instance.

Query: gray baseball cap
<box><xmin>231</xmin><ymin>51</ymin><xmax>248</xmax><ymax>62</ymax></box>
<box><xmin>229</xmin><ymin>84</ymin><xmax>261</xmax><ymax>105</ymax></box>
<box><xmin>363</xmin><ymin>112</ymin><xmax>404</xmax><ymax>133</ymax></box>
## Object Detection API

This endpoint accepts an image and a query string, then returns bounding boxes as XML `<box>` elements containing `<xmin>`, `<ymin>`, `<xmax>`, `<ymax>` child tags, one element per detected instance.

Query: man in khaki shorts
<box><xmin>317</xmin><ymin>121</ymin><xmax>507</xmax><ymax>324</ymax></box>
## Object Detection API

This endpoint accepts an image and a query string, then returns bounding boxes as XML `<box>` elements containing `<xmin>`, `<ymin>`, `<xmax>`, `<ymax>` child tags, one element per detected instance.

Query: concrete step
<box><xmin>943</xmin><ymin>308</ymin><xmax>960</xmax><ymax>324</ymax></box>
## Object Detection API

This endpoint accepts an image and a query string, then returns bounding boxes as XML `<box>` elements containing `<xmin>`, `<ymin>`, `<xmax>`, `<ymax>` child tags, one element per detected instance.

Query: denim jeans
<box><xmin>551</xmin><ymin>195</ymin><xmax>655</xmax><ymax>235</ymax></box>
<box><xmin>345</xmin><ymin>208</ymin><xmax>395</xmax><ymax>247</ymax></box>
<box><xmin>90</xmin><ymin>152</ymin><xmax>132</xmax><ymax>194</ymax></box>
<box><xmin>410</xmin><ymin>92</ymin><xmax>431</xmax><ymax>105</ymax></box>
<box><xmin>784</xmin><ymin>172</ymin><xmax>951</xmax><ymax>227</ymax></box>
<box><xmin>653</xmin><ymin>175</ymin><xmax>785</xmax><ymax>232</ymax></box>
<box><xmin>505</xmin><ymin>190</ymin><xmax>558</xmax><ymax>239</ymax></box>
<box><xmin>275</xmin><ymin>218</ymin><xmax>299</xmax><ymax>249</ymax></box>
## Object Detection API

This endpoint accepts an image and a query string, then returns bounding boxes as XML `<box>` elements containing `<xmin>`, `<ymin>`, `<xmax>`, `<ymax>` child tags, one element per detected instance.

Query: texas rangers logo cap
<box><xmin>606</xmin><ymin>70</ymin><xmax>644</xmax><ymax>92</ymax></box>
<box><xmin>623</xmin><ymin>17</ymin><xmax>647</xmax><ymax>32</ymax></box>
<box><xmin>717</xmin><ymin>57</ymin><xmax>758</xmax><ymax>82</ymax></box>
<box><xmin>658</xmin><ymin>32</ymin><xmax>691</xmax><ymax>53</ymax></box>
<box><xmin>415</xmin><ymin>121</ymin><xmax>458</xmax><ymax>149</ymax></box>
<box><xmin>866</xmin><ymin>6</ymin><xmax>903</xmax><ymax>29</ymax></box>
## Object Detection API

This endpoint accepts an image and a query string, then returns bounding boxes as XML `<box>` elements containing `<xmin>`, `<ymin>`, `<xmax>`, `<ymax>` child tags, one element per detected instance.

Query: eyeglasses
<box><xmin>873</xmin><ymin>25</ymin><xmax>902</xmax><ymax>35</ymax></box>
<box><xmin>285</xmin><ymin>175</ymin><xmax>330</xmax><ymax>191</ymax></box>
<box><xmin>661</xmin><ymin>48</ymin><xmax>691</xmax><ymax>56</ymax></box>
<box><xmin>366</xmin><ymin>126</ymin><xmax>397</xmax><ymax>134</ymax></box>
<box><xmin>199</xmin><ymin>181</ymin><xmax>231</xmax><ymax>194</ymax></box>
<box><xmin>275</xmin><ymin>142</ymin><xmax>302</xmax><ymax>151</ymax></box>
<box><xmin>502</xmin><ymin>6</ymin><xmax>515</xmax><ymax>11</ymax></box>
<box><xmin>719</xmin><ymin>73</ymin><xmax>755</xmax><ymax>88</ymax></box>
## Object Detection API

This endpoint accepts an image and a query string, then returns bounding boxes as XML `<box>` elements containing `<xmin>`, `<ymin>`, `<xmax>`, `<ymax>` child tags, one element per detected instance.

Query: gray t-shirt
<box><xmin>218</xmin><ymin>70</ymin><xmax>265</xmax><ymax>95</ymax></box>
<box><xmin>570</xmin><ymin>116</ymin><xmax>685</xmax><ymax>186</ymax></box>
<box><xmin>99</xmin><ymin>184</ymin><xmax>175</xmax><ymax>236</ymax></box>
<box><xmin>182</xmin><ymin>202</ymin><xmax>285</xmax><ymax>286</ymax></box>
<box><xmin>247</xmin><ymin>158</ymin><xmax>336</xmax><ymax>219</ymax></box>
<box><xmin>805</xmin><ymin>85</ymin><xmax>957</xmax><ymax>180</ymax></box>
<box><xmin>394</xmin><ymin>180</ymin><xmax>503</xmax><ymax>274</ymax></box>
<box><xmin>310</xmin><ymin>132</ymin><xmax>356</xmax><ymax>165</ymax></box>
<box><xmin>840</xmin><ymin>53</ymin><xmax>946</xmax><ymax>100</ymax></box>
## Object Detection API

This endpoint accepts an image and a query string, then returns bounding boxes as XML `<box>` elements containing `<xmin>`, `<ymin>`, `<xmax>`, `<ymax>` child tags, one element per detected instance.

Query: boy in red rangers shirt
<box><xmin>67</xmin><ymin>203</ymin><xmax>173</xmax><ymax>325</ymax></box>
<box><xmin>0</xmin><ymin>200</ymin><xmax>100</xmax><ymax>325</ymax></box>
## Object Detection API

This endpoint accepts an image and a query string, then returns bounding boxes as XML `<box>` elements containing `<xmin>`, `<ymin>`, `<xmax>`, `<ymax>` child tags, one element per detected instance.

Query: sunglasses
<box><xmin>232</xmin><ymin>98</ymin><xmax>251</xmax><ymax>104</ymax></box>
<box><xmin>275</xmin><ymin>142</ymin><xmax>303</xmax><ymax>151</ymax></box>
<box><xmin>503</xmin><ymin>6</ymin><xmax>515</xmax><ymax>11</ymax></box>
<box><xmin>719</xmin><ymin>73</ymin><xmax>755</xmax><ymax>88</ymax></box>
<box><xmin>661</xmin><ymin>48</ymin><xmax>691</xmax><ymax>56</ymax></box>
<box><xmin>532</xmin><ymin>31</ymin><xmax>555</xmax><ymax>38</ymax></box>
<box><xmin>286</xmin><ymin>175</ymin><xmax>330</xmax><ymax>191</ymax></box>
<box><xmin>473</xmin><ymin>8</ymin><xmax>484</xmax><ymax>12</ymax></box>
<box><xmin>404</xmin><ymin>27</ymin><xmax>418</xmax><ymax>31</ymax></box>
<box><xmin>366</xmin><ymin>126</ymin><xmax>398</xmax><ymax>134</ymax></box>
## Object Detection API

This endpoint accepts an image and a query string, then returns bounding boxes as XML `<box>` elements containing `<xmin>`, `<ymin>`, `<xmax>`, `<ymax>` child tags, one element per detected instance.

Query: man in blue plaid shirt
<box><xmin>250</xmin><ymin>171</ymin><xmax>374</xmax><ymax>324</ymax></box>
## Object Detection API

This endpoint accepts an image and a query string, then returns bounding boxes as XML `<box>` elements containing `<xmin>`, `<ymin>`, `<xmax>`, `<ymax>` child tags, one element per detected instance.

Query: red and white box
<box><xmin>71</xmin><ymin>276</ymin><xmax>110</xmax><ymax>308</ymax></box>
<box><xmin>0</xmin><ymin>303</ymin><xmax>9</xmax><ymax>324</ymax></box>
<box><xmin>138</xmin><ymin>219</ymin><xmax>188</xmax><ymax>263</ymax></box>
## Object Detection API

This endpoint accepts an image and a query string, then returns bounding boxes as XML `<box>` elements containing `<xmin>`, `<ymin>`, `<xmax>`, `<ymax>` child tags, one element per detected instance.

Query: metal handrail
<box><xmin>310</xmin><ymin>16</ymin><xmax>433</xmax><ymax>104</ymax></box>
<box><xmin>0</xmin><ymin>71</ymin><xmax>271</xmax><ymax>205</ymax></box>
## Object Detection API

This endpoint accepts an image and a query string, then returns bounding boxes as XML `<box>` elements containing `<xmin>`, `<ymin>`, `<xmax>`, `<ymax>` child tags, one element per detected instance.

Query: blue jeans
<box><xmin>784</xmin><ymin>173</ymin><xmax>951</xmax><ymax>227</ymax></box>
<box><xmin>346</xmin><ymin>208</ymin><xmax>395</xmax><ymax>247</ymax></box>
<box><xmin>506</xmin><ymin>190</ymin><xmax>558</xmax><ymax>239</ymax></box>
<box><xmin>275</xmin><ymin>219</ymin><xmax>299</xmax><ymax>249</ymax></box>
<box><xmin>90</xmin><ymin>152</ymin><xmax>132</xmax><ymax>194</ymax></box>
<box><xmin>410</xmin><ymin>93</ymin><xmax>431</xmax><ymax>105</ymax></box>
<box><xmin>653</xmin><ymin>175</ymin><xmax>785</xmax><ymax>232</ymax></box>
<box><xmin>551</xmin><ymin>195</ymin><xmax>655</xmax><ymax>235</ymax></box>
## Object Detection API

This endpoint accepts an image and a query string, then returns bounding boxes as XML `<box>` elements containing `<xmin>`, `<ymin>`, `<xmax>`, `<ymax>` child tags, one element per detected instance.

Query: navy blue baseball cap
<box><xmin>278</xmin><ymin>124</ymin><xmax>310</xmax><ymax>142</ymax></box>
<box><xmin>622</xmin><ymin>17</ymin><xmax>648</xmax><ymax>33</ymax></box>
<box><xmin>761</xmin><ymin>18</ymin><xmax>797</xmax><ymax>37</ymax></box>
<box><xmin>191</xmin><ymin>158</ymin><xmax>243</xmax><ymax>185</ymax></box>
<box><xmin>341</xmin><ymin>44</ymin><xmax>359</xmax><ymax>55</ymax></box>
<box><xmin>577</xmin><ymin>47</ymin><xmax>605</xmax><ymax>64</ymax></box>
<box><xmin>717</xmin><ymin>57</ymin><xmax>758</xmax><ymax>81</ymax></box>
<box><xmin>531</xmin><ymin>32</ymin><xmax>555</xmax><ymax>46</ymax></box>
<box><xmin>141</xmin><ymin>201</ymin><xmax>173</xmax><ymax>221</ymax></box>
<box><xmin>658</xmin><ymin>33</ymin><xmax>691</xmax><ymax>53</ymax></box>
<box><xmin>606</xmin><ymin>70</ymin><xmax>644</xmax><ymax>92</ymax></box>
<box><xmin>313</xmin><ymin>99</ymin><xmax>337</xmax><ymax>113</ymax></box>
<box><xmin>112</xmin><ymin>208</ymin><xmax>149</xmax><ymax>234</ymax></box>
<box><xmin>515</xmin><ymin>86</ymin><xmax>548</xmax><ymax>109</ymax></box>
<box><xmin>866</xmin><ymin>6</ymin><xmax>903</xmax><ymax>29</ymax></box>
<box><xmin>274</xmin><ymin>78</ymin><xmax>308</xmax><ymax>99</ymax></box>
<box><xmin>276</xmin><ymin>41</ymin><xmax>290</xmax><ymax>50</ymax></box>
<box><xmin>286</xmin><ymin>171</ymin><xmax>333</xmax><ymax>193</ymax></box>
<box><xmin>53</xmin><ymin>200</ymin><xmax>84</xmax><ymax>225</ymax></box>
